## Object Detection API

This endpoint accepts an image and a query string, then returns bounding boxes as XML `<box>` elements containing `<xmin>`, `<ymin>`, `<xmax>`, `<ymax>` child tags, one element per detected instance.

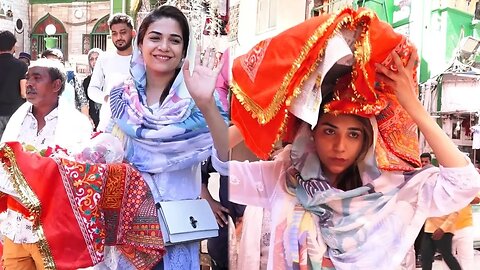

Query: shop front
<box><xmin>422</xmin><ymin>72</ymin><xmax>480</xmax><ymax>166</ymax></box>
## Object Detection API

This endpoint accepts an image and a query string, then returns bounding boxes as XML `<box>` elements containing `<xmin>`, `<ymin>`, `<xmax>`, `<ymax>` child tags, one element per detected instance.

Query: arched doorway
<box><xmin>82</xmin><ymin>14</ymin><xmax>109</xmax><ymax>54</ymax></box>
<box><xmin>31</xmin><ymin>14</ymin><xmax>68</xmax><ymax>60</ymax></box>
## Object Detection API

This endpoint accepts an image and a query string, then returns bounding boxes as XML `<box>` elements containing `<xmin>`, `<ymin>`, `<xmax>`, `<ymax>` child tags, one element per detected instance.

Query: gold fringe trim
<box><xmin>231</xmin><ymin>7</ymin><xmax>381</xmax><ymax>156</ymax></box>
<box><xmin>1</xmin><ymin>145</ymin><xmax>56</xmax><ymax>269</ymax></box>
<box><xmin>286</xmin><ymin>17</ymin><xmax>353</xmax><ymax>108</ymax></box>
<box><xmin>232</xmin><ymin>8</ymin><xmax>379</xmax><ymax>126</ymax></box>
<box><xmin>36</xmin><ymin>225</ymin><xmax>56</xmax><ymax>269</ymax></box>
<box><xmin>270</xmin><ymin>108</ymin><xmax>290</xmax><ymax>158</ymax></box>
<box><xmin>354</xmin><ymin>9</ymin><xmax>377</xmax><ymax>99</ymax></box>
<box><xmin>230</xmin><ymin>81</ymin><xmax>266</xmax><ymax>122</ymax></box>
<box><xmin>1</xmin><ymin>146</ymin><xmax>41</xmax><ymax>216</ymax></box>
<box><xmin>327</xmin><ymin>8</ymin><xmax>377</xmax><ymax>114</ymax></box>
<box><xmin>231</xmin><ymin>8</ymin><xmax>350</xmax><ymax>125</ymax></box>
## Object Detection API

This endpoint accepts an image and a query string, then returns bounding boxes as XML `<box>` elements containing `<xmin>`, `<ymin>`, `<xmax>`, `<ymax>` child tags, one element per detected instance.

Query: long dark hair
<box><xmin>137</xmin><ymin>5</ymin><xmax>190</xmax><ymax>104</ymax></box>
<box><xmin>317</xmin><ymin>92</ymin><xmax>374</xmax><ymax>191</ymax></box>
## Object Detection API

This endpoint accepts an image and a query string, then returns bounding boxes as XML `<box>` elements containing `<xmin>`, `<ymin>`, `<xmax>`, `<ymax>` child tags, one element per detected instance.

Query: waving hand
<box><xmin>183</xmin><ymin>47</ymin><xmax>225</xmax><ymax>110</ymax></box>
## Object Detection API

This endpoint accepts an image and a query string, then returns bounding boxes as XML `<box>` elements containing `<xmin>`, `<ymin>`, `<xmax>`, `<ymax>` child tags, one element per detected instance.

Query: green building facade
<box><xmin>314</xmin><ymin>0</ymin><xmax>478</xmax><ymax>83</ymax></box>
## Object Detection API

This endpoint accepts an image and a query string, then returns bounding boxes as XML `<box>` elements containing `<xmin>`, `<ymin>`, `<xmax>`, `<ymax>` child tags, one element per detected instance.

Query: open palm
<box><xmin>183</xmin><ymin>48</ymin><xmax>224</xmax><ymax>108</ymax></box>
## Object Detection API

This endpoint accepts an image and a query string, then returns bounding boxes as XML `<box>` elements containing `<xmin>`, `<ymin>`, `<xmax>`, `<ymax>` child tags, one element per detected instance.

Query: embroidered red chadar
<box><xmin>0</xmin><ymin>142</ymin><xmax>164</xmax><ymax>270</ymax></box>
<box><xmin>231</xmin><ymin>7</ymin><xmax>421</xmax><ymax>170</ymax></box>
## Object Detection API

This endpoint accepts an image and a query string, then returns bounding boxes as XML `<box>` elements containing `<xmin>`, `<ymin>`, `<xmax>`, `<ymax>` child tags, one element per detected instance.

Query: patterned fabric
<box><xmin>56</xmin><ymin>158</ymin><xmax>106</xmax><ymax>263</ymax></box>
<box><xmin>231</xmin><ymin>7</ymin><xmax>421</xmax><ymax>170</ymax></box>
<box><xmin>281</xmin><ymin>164</ymin><xmax>479</xmax><ymax>269</ymax></box>
<box><xmin>0</xmin><ymin>142</ymin><xmax>164</xmax><ymax>269</ymax></box>
<box><xmin>0</xmin><ymin>142</ymin><xmax>100</xmax><ymax>269</ymax></box>
<box><xmin>102</xmin><ymin>164</ymin><xmax>127</xmax><ymax>244</ymax></box>
<box><xmin>104</xmin><ymin>165</ymin><xmax>165</xmax><ymax>270</ymax></box>
<box><xmin>228</xmin><ymin>145</ymin><xmax>480</xmax><ymax>269</ymax></box>
<box><xmin>109</xmin><ymin>47</ymin><xmax>228</xmax><ymax>174</ymax></box>
<box><xmin>0</xmin><ymin>106</ymin><xmax>59</xmax><ymax>244</ymax></box>
<box><xmin>269</xmin><ymin>121</ymin><xmax>475</xmax><ymax>269</ymax></box>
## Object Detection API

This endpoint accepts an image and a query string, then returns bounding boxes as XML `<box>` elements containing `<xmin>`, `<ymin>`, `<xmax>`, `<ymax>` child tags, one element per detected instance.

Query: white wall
<box><xmin>0</xmin><ymin>0</ymin><xmax>30</xmax><ymax>55</ymax></box>
<box><xmin>232</xmin><ymin>0</ymin><xmax>307</xmax><ymax>57</ymax></box>
<box><xmin>441</xmin><ymin>74</ymin><xmax>480</xmax><ymax>112</ymax></box>
<box><xmin>424</xmin><ymin>9</ymin><xmax>449</xmax><ymax>77</ymax></box>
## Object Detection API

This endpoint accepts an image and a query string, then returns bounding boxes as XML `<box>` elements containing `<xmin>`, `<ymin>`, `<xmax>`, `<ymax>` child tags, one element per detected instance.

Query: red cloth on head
<box><xmin>231</xmin><ymin>7</ymin><xmax>421</xmax><ymax>170</ymax></box>
<box><xmin>0</xmin><ymin>142</ymin><xmax>164</xmax><ymax>270</ymax></box>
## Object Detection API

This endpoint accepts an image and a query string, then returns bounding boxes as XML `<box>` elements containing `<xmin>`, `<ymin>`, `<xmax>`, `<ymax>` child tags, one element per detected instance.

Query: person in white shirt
<box><xmin>87</xmin><ymin>13</ymin><xmax>136</xmax><ymax>131</ymax></box>
<box><xmin>0</xmin><ymin>58</ymin><xmax>92</xmax><ymax>269</ymax></box>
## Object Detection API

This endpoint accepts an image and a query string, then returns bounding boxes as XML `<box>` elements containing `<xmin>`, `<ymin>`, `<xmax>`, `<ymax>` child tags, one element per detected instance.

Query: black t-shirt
<box><xmin>0</xmin><ymin>53</ymin><xmax>27</xmax><ymax>116</ymax></box>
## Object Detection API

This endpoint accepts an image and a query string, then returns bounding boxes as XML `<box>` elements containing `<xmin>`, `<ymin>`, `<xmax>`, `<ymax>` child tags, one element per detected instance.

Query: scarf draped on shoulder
<box><xmin>230</xmin><ymin>6</ymin><xmax>431</xmax><ymax>269</ymax></box>
<box><xmin>271</xmin><ymin>125</ymin><xmax>436</xmax><ymax>269</ymax></box>
<box><xmin>109</xmin><ymin>44</ymin><xmax>228</xmax><ymax>174</ymax></box>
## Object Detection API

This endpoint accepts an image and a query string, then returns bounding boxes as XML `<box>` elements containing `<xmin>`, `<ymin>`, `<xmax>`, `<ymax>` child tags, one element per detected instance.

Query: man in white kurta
<box><xmin>87</xmin><ymin>13</ymin><xmax>135</xmax><ymax>131</ymax></box>
<box><xmin>0</xmin><ymin>59</ymin><xmax>92</xmax><ymax>269</ymax></box>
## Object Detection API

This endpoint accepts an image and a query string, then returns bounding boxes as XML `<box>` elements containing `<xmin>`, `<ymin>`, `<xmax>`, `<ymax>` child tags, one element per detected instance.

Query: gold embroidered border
<box><xmin>1</xmin><ymin>146</ymin><xmax>41</xmax><ymax>216</ymax></box>
<box><xmin>36</xmin><ymin>225</ymin><xmax>56</xmax><ymax>269</ymax></box>
<box><xmin>231</xmin><ymin>8</ymin><xmax>379</xmax><ymax>126</ymax></box>
<box><xmin>231</xmin><ymin>8</ymin><xmax>381</xmax><ymax>157</ymax></box>
<box><xmin>354</xmin><ymin>9</ymin><xmax>376</xmax><ymax>100</ymax></box>
<box><xmin>231</xmin><ymin>8</ymin><xmax>352</xmax><ymax>125</ymax></box>
<box><xmin>270</xmin><ymin>108</ymin><xmax>290</xmax><ymax>158</ymax></box>
<box><xmin>323</xmin><ymin>9</ymin><xmax>378</xmax><ymax>115</ymax></box>
<box><xmin>1</xmin><ymin>145</ymin><xmax>56</xmax><ymax>269</ymax></box>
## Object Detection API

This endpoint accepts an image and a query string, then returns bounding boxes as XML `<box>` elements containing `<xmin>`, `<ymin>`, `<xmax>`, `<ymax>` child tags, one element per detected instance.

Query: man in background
<box><xmin>0</xmin><ymin>58</ymin><xmax>92</xmax><ymax>269</ymax></box>
<box><xmin>88</xmin><ymin>13</ymin><xmax>135</xmax><ymax>131</ymax></box>
<box><xmin>412</xmin><ymin>152</ymin><xmax>433</xmax><ymax>267</ymax></box>
<box><xmin>420</xmin><ymin>152</ymin><xmax>432</xmax><ymax>167</ymax></box>
<box><xmin>421</xmin><ymin>212</ymin><xmax>462</xmax><ymax>270</ymax></box>
<box><xmin>0</xmin><ymin>30</ymin><xmax>27</xmax><ymax>138</ymax></box>
<box><xmin>451</xmin><ymin>201</ymin><xmax>478</xmax><ymax>270</ymax></box>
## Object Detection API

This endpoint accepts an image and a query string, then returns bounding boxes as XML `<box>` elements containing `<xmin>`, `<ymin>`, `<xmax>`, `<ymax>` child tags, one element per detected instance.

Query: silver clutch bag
<box><xmin>157</xmin><ymin>199</ymin><xmax>219</xmax><ymax>246</ymax></box>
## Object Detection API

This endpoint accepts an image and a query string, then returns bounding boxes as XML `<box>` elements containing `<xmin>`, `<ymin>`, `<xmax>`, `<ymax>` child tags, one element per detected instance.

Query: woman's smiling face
<box><xmin>139</xmin><ymin>17</ymin><xmax>185</xmax><ymax>75</ymax></box>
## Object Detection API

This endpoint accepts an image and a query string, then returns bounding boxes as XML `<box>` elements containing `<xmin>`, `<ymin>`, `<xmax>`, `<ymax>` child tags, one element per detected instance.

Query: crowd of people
<box><xmin>0</xmin><ymin>4</ymin><xmax>479</xmax><ymax>270</ymax></box>
<box><xmin>0</xmin><ymin>6</ymin><xmax>230</xmax><ymax>269</ymax></box>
